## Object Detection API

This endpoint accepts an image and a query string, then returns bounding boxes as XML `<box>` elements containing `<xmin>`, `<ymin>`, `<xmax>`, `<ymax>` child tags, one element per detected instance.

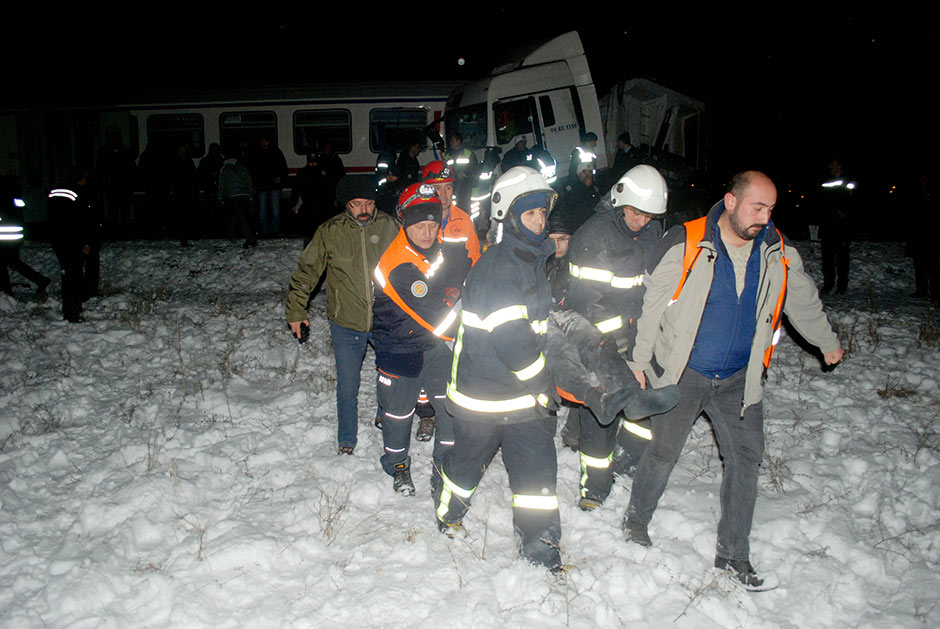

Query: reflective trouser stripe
<box><xmin>436</xmin><ymin>471</ymin><xmax>475</xmax><ymax>520</ymax></box>
<box><xmin>579</xmin><ymin>452</ymin><xmax>612</xmax><ymax>496</ymax></box>
<box><xmin>595</xmin><ymin>316</ymin><xmax>623</xmax><ymax>334</ymax></box>
<box><xmin>512</xmin><ymin>494</ymin><xmax>559</xmax><ymax>510</ymax></box>
<box><xmin>621</xmin><ymin>419</ymin><xmax>652</xmax><ymax>440</ymax></box>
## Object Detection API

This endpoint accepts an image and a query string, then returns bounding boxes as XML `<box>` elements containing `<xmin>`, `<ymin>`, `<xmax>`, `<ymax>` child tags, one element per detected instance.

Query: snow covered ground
<box><xmin>1</xmin><ymin>238</ymin><xmax>937</xmax><ymax>628</ymax></box>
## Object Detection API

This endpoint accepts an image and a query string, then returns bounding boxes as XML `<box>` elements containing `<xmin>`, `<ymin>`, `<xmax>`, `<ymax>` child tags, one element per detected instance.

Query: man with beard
<box><xmin>623</xmin><ymin>171</ymin><xmax>844</xmax><ymax>589</ymax></box>
<box><xmin>286</xmin><ymin>177</ymin><xmax>398</xmax><ymax>455</ymax></box>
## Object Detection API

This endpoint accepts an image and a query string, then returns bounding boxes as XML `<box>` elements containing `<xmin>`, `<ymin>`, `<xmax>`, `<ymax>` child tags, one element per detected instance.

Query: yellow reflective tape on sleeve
<box><xmin>530</xmin><ymin>319</ymin><xmax>548</xmax><ymax>335</ymax></box>
<box><xmin>512</xmin><ymin>494</ymin><xmax>559</xmax><ymax>510</ymax></box>
<box><xmin>579</xmin><ymin>451</ymin><xmax>613</xmax><ymax>469</ymax></box>
<box><xmin>513</xmin><ymin>353</ymin><xmax>545</xmax><ymax>381</ymax></box>
<box><xmin>621</xmin><ymin>419</ymin><xmax>652</xmax><ymax>441</ymax></box>
<box><xmin>461</xmin><ymin>305</ymin><xmax>528</xmax><ymax>332</ymax></box>
<box><xmin>595</xmin><ymin>316</ymin><xmax>623</xmax><ymax>334</ymax></box>
<box><xmin>447</xmin><ymin>383</ymin><xmax>537</xmax><ymax>413</ymax></box>
<box><xmin>569</xmin><ymin>263</ymin><xmax>614</xmax><ymax>283</ymax></box>
<box><xmin>432</xmin><ymin>309</ymin><xmax>458</xmax><ymax>338</ymax></box>
<box><xmin>537</xmin><ymin>393</ymin><xmax>549</xmax><ymax>407</ymax></box>
<box><xmin>610</xmin><ymin>274</ymin><xmax>644</xmax><ymax>289</ymax></box>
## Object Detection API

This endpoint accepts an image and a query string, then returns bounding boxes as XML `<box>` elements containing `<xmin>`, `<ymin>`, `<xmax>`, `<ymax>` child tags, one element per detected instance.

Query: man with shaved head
<box><xmin>622</xmin><ymin>171</ymin><xmax>844</xmax><ymax>588</ymax></box>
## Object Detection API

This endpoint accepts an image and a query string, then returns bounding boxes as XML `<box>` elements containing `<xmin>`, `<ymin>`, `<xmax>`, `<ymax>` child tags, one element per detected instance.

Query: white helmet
<box><xmin>490</xmin><ymin>166</ymin><xmax>557</xmax><ymax>222</ymax></box>
<box><xmin>609</xmin><ymin>165</ymin><xmax>668</xmax><ymax>215</ymax></box>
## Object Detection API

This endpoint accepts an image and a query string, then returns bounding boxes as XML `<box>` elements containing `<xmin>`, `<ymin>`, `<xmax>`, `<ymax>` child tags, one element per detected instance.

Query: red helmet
<box><xmin>420</xmin><ymin>160</ymin><xmax>454</xmax><ymax>184</ymax></box>
<box><xmin>397</xmin><ymin>183</ymin><xmax>442</xmax><ymax>225</ymax></box>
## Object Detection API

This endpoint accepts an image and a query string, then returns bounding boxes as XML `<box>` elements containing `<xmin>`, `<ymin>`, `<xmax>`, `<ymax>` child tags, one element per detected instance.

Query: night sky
<box><xmin>6</xmin><ymin>8</ymin><xmax>933</xmax><ymax>216</ymax></box>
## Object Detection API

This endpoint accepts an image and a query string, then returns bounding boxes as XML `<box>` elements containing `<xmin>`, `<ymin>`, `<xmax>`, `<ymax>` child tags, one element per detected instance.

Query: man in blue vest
<box><xmin>624</xmin><ymin>171</ymin><xmax>844</xmax><ymax>588</ymax></box>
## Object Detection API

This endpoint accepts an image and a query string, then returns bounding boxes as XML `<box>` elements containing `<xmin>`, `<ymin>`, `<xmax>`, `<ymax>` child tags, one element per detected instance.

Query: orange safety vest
<box><xmin>670</xmin><ymin>216</ymin><xmax>789</xmax><ymax>372</ymax></box>
<box><xmin>374</xmin><ymin>229</ymin><xmax>455</xmax><ymax>342</ymax></box>
<box><xmin>443</xmin><ymin>204</ymin><xmax>482</xmax><ymax>266</ymax></box>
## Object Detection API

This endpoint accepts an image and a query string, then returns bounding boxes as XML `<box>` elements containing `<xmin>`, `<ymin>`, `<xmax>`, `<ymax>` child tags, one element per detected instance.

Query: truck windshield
<box><xmin>444</xmin><ymin>104</ymin><xmax>487</xmax><ymax>151</ymax></box>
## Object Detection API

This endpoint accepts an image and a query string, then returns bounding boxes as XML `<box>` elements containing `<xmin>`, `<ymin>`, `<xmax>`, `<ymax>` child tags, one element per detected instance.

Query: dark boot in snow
<box><xmin>393</xmin><ymin>462</ymin><xmax>415</xmax><ymax>496</ymax></box>
<box><xmin>415</xmin><ymin>415</ymin><xmax>435</xmax><ymax>442</ymax></box>
<box><xmin>622</xmin><ymin>518</ymin><xmax>652</xmax><ymax>547</ymax></box>
<box><xmin>437</xmin><ymin>518</ymin><xmax>467</xmax><ymax>539</ymax></box>
<box><xmin>622</xmin><ymin>384</ymin><xmax>680</xmax><ymax>420</ymax></box>
<box><xmin>715</xmin><ymin>556</ymin><xmax>765</xmax><ymax>588</ymax></box>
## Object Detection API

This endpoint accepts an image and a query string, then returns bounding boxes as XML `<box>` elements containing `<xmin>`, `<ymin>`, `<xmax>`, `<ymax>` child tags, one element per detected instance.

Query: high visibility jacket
<box><xmin>628</xmin><ymin>200</ymin><xmax>841</xmax><ymax>412</ymax></box>
<box><xmin>444</xmin><ymin>147</ymin><xmax>477</xmax><ymax>177</ymax></box>
<box><xmin>566</xmin><ymin>207</ymin><xmax>662</xmax><ymax>349</ymax></box>
<box><xmin>445</xmin><ymin>230</ymin><xmax>556</xmax><ymax>424</ymax></box>
<box><xmin>286</xmin><ymin>210</ymin><xmax>398</xmax><ymax>332</ymax></box>
<box><xmin>47</xmin><ymin>186</ymin><xmax>98</xmax><ymax>252</ymax></box>
<box><xmin>372</xmin><ymin>229</ymin><xmax>458</xmax><ymax>356</ymax></box>
<box><xmin>441</xmin><ymin>204</ymin><xmax>481</xmax><ymax>286</ymax></box>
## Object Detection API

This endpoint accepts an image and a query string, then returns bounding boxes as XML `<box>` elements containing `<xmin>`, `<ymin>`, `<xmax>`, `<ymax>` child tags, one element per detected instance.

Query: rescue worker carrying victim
<box><xmin>372</xmin><ymin>183</ymin><xmax>460</xmax><ymax>496</ymax></box>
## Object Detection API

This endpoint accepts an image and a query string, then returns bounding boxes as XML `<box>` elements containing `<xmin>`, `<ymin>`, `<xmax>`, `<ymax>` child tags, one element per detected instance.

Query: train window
<box><xmin>146</xmin><ymin>113</ymin><xmax>205</xmax><ymax>157</ymax></box>
<box><xmin>293</xmin><ymin>110</ymin><xmax>351</xmax><ymax>155</ymax></box>
<box><xmin>444</xmin><ymin>104</ymin><xmax>487</xmax><ymax>151</ymax></box>
<box><xmin>369</xmin><ymin>109</ymin><xmax>428</xmax><ymax>153</ymax></box>
<box><xmin>219</xmin><ymin>111</ymin><xmax>277</xmax><ymax>159</ymax></box>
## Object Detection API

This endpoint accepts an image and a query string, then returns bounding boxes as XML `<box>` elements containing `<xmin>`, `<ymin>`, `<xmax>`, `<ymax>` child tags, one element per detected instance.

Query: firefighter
<box><xmin>566</xmin><ymin>165</ymin><xmax>670</xmax><ymax>510</ymax></box>
<box><xmin>372</xmin><ymin>183</ymin><xmax>460</xmax><ymax>496</ymax></box>
<box><xmin>567</xmin><ymin>131</ymin><xmax>598</xmax><ymax>184</ymax></box>
<box><xmin>435</xmin><ymin>166</ymin><xmax>563</xmax><ymax>570</ymax></box>
<box><xmin>443</xmin><ymin>132</ymin><xmax>478</xmax><ymax>211</ymax></box>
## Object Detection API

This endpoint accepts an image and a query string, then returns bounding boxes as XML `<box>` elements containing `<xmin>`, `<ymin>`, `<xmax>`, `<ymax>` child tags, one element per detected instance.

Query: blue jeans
<box><xmin>626</xmin><ymin>368</ymin><xmax>764</xmax><ymax>561</ymax></box>
<box><xmin>330</xmin><ymin>320</ymin><xmax>372</xmax><ymax>448</ymax></box>
<box><xmin>258</xmin><ymin>189</ymin><xmax>281</xmax><ymax>235</ymax></box>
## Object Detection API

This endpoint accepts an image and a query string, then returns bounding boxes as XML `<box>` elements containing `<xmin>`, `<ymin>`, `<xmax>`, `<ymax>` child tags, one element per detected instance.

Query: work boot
<box><xmin>715</xmin><ymin>556</ymin><xmax>764</xmax><ymax>588</ymax></box>
<box><xmin>415</xmin><ymin>416</ymin><xmax>435</xmax><ymax>442</ymax></box>
<box><xmin>622</xmin><ymin>518</ymin><xmax>652</xmax><ymax>547</ymax></box>
<box><xmin>622</xmin><ymin>384</ymin><xmax>680</xmax><ymax>420</ymax></box>
<box><xmin>584</xmin><ymin>386</ymin><xmax>634</xmax><ymax>427</ymax></box>
<box><xmin>437</xmin><ymin>518</ymin><xmax>467</xmax><ymax>539</ymax></box>
<box><xmin>392</xmin><ymin>462</ymin><xmax>415</xmax><ymax>496</ymax></box>
<box><xmin>578</xmin><ymin>496</ymin><xmax>603</xmax><ymax>511</ymax></box>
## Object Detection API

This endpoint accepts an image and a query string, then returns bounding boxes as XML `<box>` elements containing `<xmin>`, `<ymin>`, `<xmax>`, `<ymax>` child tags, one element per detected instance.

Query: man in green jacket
<box><xmin>286</xmin><ymin>177</ymin><xmax>398</xmax><ymax>454</ymax></box>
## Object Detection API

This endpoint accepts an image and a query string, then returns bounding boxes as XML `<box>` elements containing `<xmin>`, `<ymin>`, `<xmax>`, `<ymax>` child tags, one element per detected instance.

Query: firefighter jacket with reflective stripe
<box><xmin>286</xmin><ymin>210</ymin><xmax>398</xmax><ymax>332</ymax></box>
<box><xmin>628</xmin><ymin>200</ymin><xmax>841</xmax><ymax>412</ymax></box>
<box><xmin>567</xmin><ymin>207</ymin><xmax>662</xmax><ymax>349</ymax></box>
<box><xmin>47</xmin><ymin>186</ymin><xmax>99</xmax><ymax>252</ymax></box>
<box><xmin>441</xmin><ymin>204</ymin><xmax>481</xmax><ymax>286</ymax></box>
<box><xmin>445</xmin><ymin>230</ymin><xmax>556</xmax><ymax>424</ymax></box>
<box><xmin>372</xmin><ymin>229</ymin><xmax>457</xmax><ymax>359</ymax></box>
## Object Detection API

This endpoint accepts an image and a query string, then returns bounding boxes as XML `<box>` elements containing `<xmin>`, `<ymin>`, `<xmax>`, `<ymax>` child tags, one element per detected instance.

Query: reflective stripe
<box><xmin>821</xmin><ymin>179</ymin><xmax>844</xmax><ymax>188</ymax></box>
<box><xmin>580</xmin><ymin>451</ymin><xmax>612</xmax><ymax>495</ymax></box>
<box><xmin>455</xmin><ymin>158</ymin><xmax>470</xmax><ymax>164</ymax></box>
<box><xmin>569</xmin><ymin>263</ymin><xmax>612</xmax><ymax>283</ymax></box>
<box><xmin>447</xmin><ymin>383</ymin><xmax>537</xmax><ymax>413</ymax></box>
<box><xmin>48</xmin><ymin>188</ymin><xmax>77</xmax><ymax>201</ymax></box>
<box><xmin>621</xmin><ymin>419</ymin><xmax>652</xmax><ymax>440</ymax></box>
<box><xmin>0</xmin><ymin>225</ymin><xmax>24</xmax><ymax>233</ymax></box>
<box><xmin>0</xmin><ymin>233</ymin><xmax>24</xmax><ymax>241</ymax></box>
<box><xmin>373</xmin><ymin>266</ymin><xmax>387</xmax><ymax>288</ymax></box>
<box><xmin>512</xmin><ymin>494</ymin><xmax>559</xmax><ymax>510</ymax></box>
<box><xmin>442</xmin><ymin>236</ymin><xmax>469</xmax><ymax>243</ymax></box>
<box><xmin>580</xmin><ymin>451</ymin><xmax>612</xmax><ymax>469</ymax></box>
<box><xmin>570</xmin><ymin>263</ymin><xmax>642</xmax><ymax>290</ymax></box>
<box><xmin>513</xmin><ymin>353</ymin><xmax>545</xmax><ymax>381</ymax></box>
<box><xmin>536</xmin><ymin>393</ymin><xmax>549</xmax><ymax>407</ymax></box>
<box><xmin>384</xmin><ymin>446</ymin><xmax>406</xmax><ymax>453</ymax></box>
<box><xmin>530</xmin><ymin>318</ymin><xmax>548</xmax><ymax>335</ymax></box>
<box><xmin>432</xmin><ymin>309</ymin><xmax>458</xmax><ymax>338</ymax></box>
<box><xmin>436</xmin><ymin>471</ymin><xmax>476</xmax><ymax>520</ymax></box>
<box><xmin>610</xmin><ymin>274</ymin><xmax>643</xmax><ymax>289</ymax></box>
<box><xmin>377</xmin><ymin>161</ymin><xmax>390</xmax><ymax>169</ymax></box>
<box><xmin>461</xmin><ymin>305</ymin><xmax>528</xmax><ymax>332</ymax></box>
<box><xmin>595</xmin><ymin>316</ymin><xmax>623</xmax><ymax>334</ymax></box>
<box><xmin>771</xmin><ymin>327</ymin><xmax>781</xmax><ymax>346</ymax></box>
<box><xmin>385</xmin><ymin>410</ymin><xmax>415</xmax><ymax>420</ymax></box>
